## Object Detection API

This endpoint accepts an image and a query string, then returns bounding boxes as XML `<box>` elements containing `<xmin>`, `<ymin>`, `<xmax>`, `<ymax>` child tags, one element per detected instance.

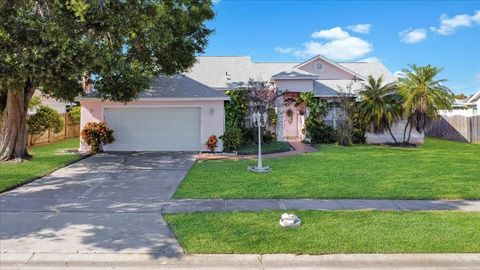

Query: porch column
<box><xmin>333</xmin><ymin>105</ymin><xmax>337</xmax><ymax>129</ymax></box>
<box><xmin>276</xmin><ymin>97</ymin><xmax>285</xmax><ymax>141</ymax></box>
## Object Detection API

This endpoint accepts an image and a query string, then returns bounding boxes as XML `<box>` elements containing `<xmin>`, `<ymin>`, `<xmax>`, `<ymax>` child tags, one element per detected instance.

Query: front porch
<box><xmin>276</xmin><ymin>93</ymin><xmax>339</xmax><ymax>142</ymax></box>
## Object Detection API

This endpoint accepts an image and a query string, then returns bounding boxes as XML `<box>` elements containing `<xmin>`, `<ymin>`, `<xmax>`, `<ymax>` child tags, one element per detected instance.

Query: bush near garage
<box><xmin>80</xmin><ymin>121</ymin><xmax>115</xmax><ymax>153</ymax></box>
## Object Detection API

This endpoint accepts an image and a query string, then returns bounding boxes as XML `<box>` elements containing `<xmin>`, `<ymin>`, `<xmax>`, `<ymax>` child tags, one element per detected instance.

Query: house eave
<box><xmin>272</xmin><ymin>76</ymin><xmax>319</xmax><ymax>80</ymax></box>
<box><xmin>77</xmin><ymin>97</ymin><xmax>229</xmax><ymax>102</ymax></box>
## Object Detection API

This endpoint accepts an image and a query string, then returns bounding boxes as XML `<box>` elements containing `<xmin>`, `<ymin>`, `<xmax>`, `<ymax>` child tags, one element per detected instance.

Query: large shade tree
<box><xmin>0</xmin><ymin>0</ymin><xmax>214</xmax><ymax>160</ymax></box>
<box><xmin>398</xmin><ymin>65</ymin><xmax>454</xmax><ymax>143</ymax></box>
<box><xmin>357</xmin><ymin>75</ymin><xmax>403</xmax><ymax>143</ymax></box>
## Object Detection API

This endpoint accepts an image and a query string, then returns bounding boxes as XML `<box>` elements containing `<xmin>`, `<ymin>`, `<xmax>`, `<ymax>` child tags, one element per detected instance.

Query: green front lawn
<box><xmin>175</xmin><ymin>138</ymin><xmax>480</xmax><ymax>199</ymax></box>
<box><xmin>165</xmin><ymin>210</ymin><xmax>480</xmax><ymax>254</ymax></box>
<box><xmin>238</xmin><ymin>141</ymin><xmax>291</xmax><ymax>155</ymax></box>
<box><xmin>0</xmin><ymin>138</ymin><xmax>81</xmax><ymax>192</ymax></box>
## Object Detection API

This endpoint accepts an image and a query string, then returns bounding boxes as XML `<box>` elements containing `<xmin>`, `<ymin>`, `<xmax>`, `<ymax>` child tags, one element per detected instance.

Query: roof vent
<box><xmin>225</xmin><ymin>72</ymin><xmax>231</xmax><ymax>81</ymax></box>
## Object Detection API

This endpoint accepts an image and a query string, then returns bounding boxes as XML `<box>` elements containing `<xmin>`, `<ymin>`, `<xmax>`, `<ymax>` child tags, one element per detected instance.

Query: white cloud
<box><xmin>430</xmin><ymin>10</ymin><xmax>480</xmax><ymax>35</ymax></box>
<box><xmin>276</xmin><ymin>26</ymin><xmax>373</xmax><ymax>61</ymax></box>
<box><xmin>359</xmin><ymin>57</ymin><xmax>380</xmax><ymax>63</ymax></box>
<box><xmin>212</xmin><ymin>0</ymin><xmax>221</xmax><ymax>3</ymax></box>
<box><xmin>399</xmin><ymin>28</ymin><xmax>427</xmax><ymax>44</ymax></box>
<box><xmin>473</xmin><ymin>10</ymin><xmax>480</xmax><ymax>23</ymax></box>
<box><xmin>311</xmin><ymin>27</ymin><xmax>350</xmax><ymax>40</ymax></box>
<box><xmin>275</xmin><ymin>47</ymin><xmax>296</xmax><ymax>54</ymax></box>
<box><xmin>294</xmin><ymin>37</ymin><xmax>373</xmax><ymax>60</ymax></box>
<box><xmin>347</xmin><ymin>24</ymin><xmax>371</xmax><ymax>34</ymax></box>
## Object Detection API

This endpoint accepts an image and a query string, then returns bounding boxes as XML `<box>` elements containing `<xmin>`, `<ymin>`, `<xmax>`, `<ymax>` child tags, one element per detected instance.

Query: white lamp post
<box><xmin>248</xmin><ymin>111</ymin><xmax>271</xmax><ymax>173</ymax></box>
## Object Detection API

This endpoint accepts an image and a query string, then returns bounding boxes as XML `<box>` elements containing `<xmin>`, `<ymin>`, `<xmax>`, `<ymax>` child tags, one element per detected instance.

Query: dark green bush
<box><xmin>28</xmin><ymin>105</ymin><xmax>64</xmax><ymax>142</ymax></box>
<box><xmin>242</xmin><ymin>127</ymin><xmax>255</xmax><ymax>145</ymax></box>
<box><xmin>220</xmin><ymin>124</ymin><xmax>242</xmax><ymax>152</ymax></box>
<box><xmin>309</xmin><ymin>122</ymin><xmax>338</xmax><ymax>144</ymax></box>
<box><xmin>351</xmin><ymin>112</ymin><xmax>367</xmax><ymax>144</ymax></box>
<box><xmin>263</xmin><ymin>130</ymin><xmax>276</xmax><ymax>144</ymax></box>
<box><xmin>222</xmin><ymin>90</ymin><xmax>249</xmax><ymax>151</ymax></box>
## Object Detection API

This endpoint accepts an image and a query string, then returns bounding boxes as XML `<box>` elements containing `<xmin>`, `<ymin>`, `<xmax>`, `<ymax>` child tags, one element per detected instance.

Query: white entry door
<box><xmin>103</xmin><ymin>107</ymin><xmax>201</xmax><ymax>151</ymax></box>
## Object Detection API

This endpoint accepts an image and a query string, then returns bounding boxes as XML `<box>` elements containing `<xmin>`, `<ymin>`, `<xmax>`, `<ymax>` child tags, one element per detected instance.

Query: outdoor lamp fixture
<box><xmin>248</xmin><ymin>111</ymin><xmax>271</xmax><ymax>173</ymax></box>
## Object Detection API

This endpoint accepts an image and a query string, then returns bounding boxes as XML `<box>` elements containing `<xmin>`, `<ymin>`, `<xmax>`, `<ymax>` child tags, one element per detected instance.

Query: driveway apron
<box><xmin>0</xmin><ymin>152</ymin><xmax>196</xmax><ymax>257</ymax></box>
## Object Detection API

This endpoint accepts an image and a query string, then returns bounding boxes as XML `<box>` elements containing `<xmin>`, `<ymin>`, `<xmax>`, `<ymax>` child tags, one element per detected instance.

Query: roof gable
<box><xmin>271</xmin><ymin>68</ymin><xmax>319</xmax><ymax>80</ymax></box>
<box><xmin>467</xmin><ymin>90</ymin><xmax>480</xmax><ymax>104</ymax></box>
<box><xmin>295</xmin><ymin>55</ymin><xmax>366</xmax><ymax>80</ymax></box>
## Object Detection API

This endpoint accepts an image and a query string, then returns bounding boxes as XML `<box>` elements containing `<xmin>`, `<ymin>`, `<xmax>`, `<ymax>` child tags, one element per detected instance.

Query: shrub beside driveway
<box><xmin>175</xmin><ymin>138</ymin><xmax>480</xmax><ymax>199</ymax></box>
<box><xmin>0</xmin><ymin>138</ymin><xmax>81</xmax><ymax>192</ymax></box>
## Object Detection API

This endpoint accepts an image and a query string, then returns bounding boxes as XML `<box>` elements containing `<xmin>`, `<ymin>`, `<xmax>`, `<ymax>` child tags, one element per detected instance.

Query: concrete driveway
<box><xmin>0</xmin><ymin>152</ymin><xmax>196</xmax><ymax>258</ymax></box>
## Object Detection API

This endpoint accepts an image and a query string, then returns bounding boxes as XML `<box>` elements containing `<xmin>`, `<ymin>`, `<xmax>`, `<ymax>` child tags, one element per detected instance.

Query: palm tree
<box><xmin>357</xmin><ymin>76</ymin><xmax>402</xmax><ymax>143</ymax></box>
<box><xmin>398</xmin><ymin>65</ymin><xmax>454</xmax><ymax>143</ymax></box>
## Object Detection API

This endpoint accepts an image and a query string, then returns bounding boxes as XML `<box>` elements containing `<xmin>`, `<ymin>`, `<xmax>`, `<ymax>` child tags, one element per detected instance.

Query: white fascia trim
<box><xmin>78</xmin><ymin>97</ymin><xmax>229</xmax><ymax>101</ymax></box>
<box><xmin>272</xmin><ymin>76</ymin><xmax>319</xmax><ymax>80</ymax></box>
<box><xmin>467</xmin><ymin>90</ymin><xmax>480</xmax><ymax>103</ymax></box>
<box><xmin>294</xmin><ymin>55</ymin><xmax>367</xmax><ymax>81</ymax></box>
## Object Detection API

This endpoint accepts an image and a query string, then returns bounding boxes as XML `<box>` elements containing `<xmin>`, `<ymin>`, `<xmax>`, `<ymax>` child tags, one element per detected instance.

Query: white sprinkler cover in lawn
<box><xmin>279</xmin><ymin>213</ymin><xmax>301</xmax><ymax>228</ymax></box>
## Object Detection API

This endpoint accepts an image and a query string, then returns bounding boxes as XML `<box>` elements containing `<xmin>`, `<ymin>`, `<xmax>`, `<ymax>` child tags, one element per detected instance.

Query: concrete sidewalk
<box><xmin>2</xmin><ymin>253</ymin><xmax>479</xmax><ymax>269</ymax></box>
<box><xmin>162</xmin><ymin>199</ymin><xmax>480</xmax><ymax>213</ymax></box>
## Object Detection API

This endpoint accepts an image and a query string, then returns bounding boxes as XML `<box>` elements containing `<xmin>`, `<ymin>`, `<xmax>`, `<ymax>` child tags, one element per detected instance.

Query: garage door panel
<box><xmin>104</xmin><ymin>107</ymin><xmax>201</xmax><ymax>151</ymax></box>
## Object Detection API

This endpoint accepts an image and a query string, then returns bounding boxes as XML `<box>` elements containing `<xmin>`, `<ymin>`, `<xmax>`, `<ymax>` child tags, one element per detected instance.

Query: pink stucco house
<box><xmin>79</xmin><ymin>75</ymin><xmax>228</xmax><ymax>152</ymax></box>
<box><xmin>79</xmin><ymin>54</ymin><xmax>423</xmax><ymax>152</ymax></box>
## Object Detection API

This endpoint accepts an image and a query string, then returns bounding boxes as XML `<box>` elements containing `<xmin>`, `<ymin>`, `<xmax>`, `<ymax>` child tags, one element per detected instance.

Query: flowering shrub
<box><xmin>81</xmin><ymin>121</ymin><xmax>115</xmax><ymax>153</ymax></box>
<box><xmin>205</xmin><ymin>135</ymin><xmax>218</xmax><ymax>152</ymax></box>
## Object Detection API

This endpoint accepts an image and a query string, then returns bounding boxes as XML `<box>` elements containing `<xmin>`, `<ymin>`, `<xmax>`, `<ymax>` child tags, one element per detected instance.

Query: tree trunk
<box><xmin>0</xmin><ymin>83</ymin><xmax>36</xmax><ymax>161</ymax></box>
<box><xmin>402</xmin><ymin>118</ymin><xmax>411</xmax><ymax>143</ymax></box>
<box><xmin>406</xmin><ymin>122</ymin><xmax>414</xmax><ymax>144</ymax></box>
<box><xmin>386</xmin><ymin>123</ymin><xmax>398</xmax><ymax>143</ymax></box>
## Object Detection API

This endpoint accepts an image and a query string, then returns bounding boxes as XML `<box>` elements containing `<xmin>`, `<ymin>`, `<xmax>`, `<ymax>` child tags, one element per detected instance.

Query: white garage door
<box><xmin>103</xmin><ymin>107</ymin><xmax>201</xmax><ymax>151</ymax></box>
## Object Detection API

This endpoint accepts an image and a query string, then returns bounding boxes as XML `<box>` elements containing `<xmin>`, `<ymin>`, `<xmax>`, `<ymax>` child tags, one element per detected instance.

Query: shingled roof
<box><xmin>81</xmin><ymin>75</ymin><xmax>228</xmax><ymax>100</ymax></box>
<box><xmin>184</xmin><ymin>56</ymin><xmax>398</xmax><ymax>92</ymax></box>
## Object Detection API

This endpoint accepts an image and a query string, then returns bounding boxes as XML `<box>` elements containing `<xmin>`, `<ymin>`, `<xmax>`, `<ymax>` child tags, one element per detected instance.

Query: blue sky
<box><xmin>203</xmin><ymin>0</ymin><xmax>480</xmax><ymax>95</ymax></box>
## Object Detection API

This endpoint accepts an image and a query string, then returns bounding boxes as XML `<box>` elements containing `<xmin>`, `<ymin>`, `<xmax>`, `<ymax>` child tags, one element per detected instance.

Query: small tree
<box><xmin>0</xmin><ymin>1</ymin><xmax>214</xmax><ymax>160</ymax></box>
<box><xmin>68</xmin><ymin>106</ymin><xmax>81</xmax><ymax>124</ymax></box>
<box><xmin>245</xmin><ymin>80</ymin><xmax>281</xmax><ymax>113</ymax></box>
<box><xmin>27</xmin><ymin>106</ymin><xmax>64</xmax><ymax>143</ymax></box>
<box><xmin>226</xmin><ymin>79</ymin><xmax>283</xmax><ymax>146</ymax></box>
<box><xmin>334</xmin><ymin>83</ymin><xmax>357</xmax><ymax>146</ymax></box>
<box><xmin>398</xmin><ymin>65</ymin><xmax>454</xmax><ymax>143</ymax></box>
<box><xmin>244</xmin><ymin>80</ymin><xmax>283</xmax><ymax>144</ymax></box>
<box><xmin>357</xmin><ymin>76</ymin><xmax>402</xmax><ymax>143</ymax></box>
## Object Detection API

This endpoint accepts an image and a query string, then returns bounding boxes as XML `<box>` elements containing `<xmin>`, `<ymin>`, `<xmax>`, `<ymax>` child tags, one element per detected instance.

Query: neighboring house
<box><xmin>79</xmin><ymin>75</ymin><xmax>228</xmax><ymax>152</ymax></box>
<box><xmin>440</xmin><ymin>90</ymin><xmax>480</xmax><ymax>117</ymax></box>
<box><xmin>79</xmin><ymin>54</ymin><xmax>421</xmax><ymax>152</ymax></box>
<box><xmin>30</xmin><ymin>90</ymin><xmax>75</xmax><ymax>114</ymax></box>
<box><xmin>186</xmin><ymin>55</ymin><xmax>422</xmax><ymax>144</ymax></box>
